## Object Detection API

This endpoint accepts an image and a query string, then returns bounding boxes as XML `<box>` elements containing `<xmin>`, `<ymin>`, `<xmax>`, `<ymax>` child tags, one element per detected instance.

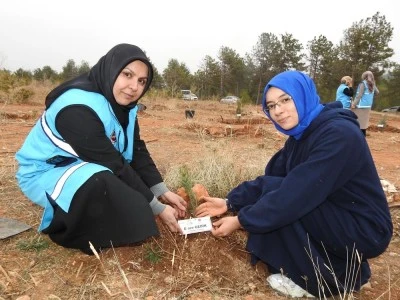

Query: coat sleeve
<box><xmin>237</xmin><ymin>120</ymin><xmax>366</xmax><ymax>233</ymax></box>
<box><xmin>227</xmin><ymin>148</ymin><xmax>287</xmax><ymax>211</ymax></box>
<box><xmin>130</xmin><ymin>118</ymin><xmax>164</xmax><ymax>188</ymax></box>
<box><xmin>353</xmin><ymin>83</ymin><xmax>364</xmax><ymax>105</ymax></box>
<box><xmin>343</xmin><ymin>87</ymin><xmax>354</xmax><ymax>97</ymax></box>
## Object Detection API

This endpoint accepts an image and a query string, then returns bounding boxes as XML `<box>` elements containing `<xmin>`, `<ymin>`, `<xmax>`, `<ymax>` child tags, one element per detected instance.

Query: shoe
<box><xmin>267</xmin><ymin>274</ymin><xmax>315</xmax><ymax>298</ymax></box>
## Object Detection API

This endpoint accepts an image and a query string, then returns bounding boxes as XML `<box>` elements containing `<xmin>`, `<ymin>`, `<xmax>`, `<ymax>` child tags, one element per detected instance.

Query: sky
<box><xmin>1</xmin><ymin>0</ymin><xmax>399</xmax><ymax>74</ymax></box>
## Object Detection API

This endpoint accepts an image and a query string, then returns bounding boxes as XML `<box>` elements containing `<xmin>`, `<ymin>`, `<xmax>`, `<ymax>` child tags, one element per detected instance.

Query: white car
<box><xmin>220</xmin><ymin>95</ymin><xmax>240</xmax><ymax>104</ymax></box>
<box><xmin>183</xmin><ymin>93</ymin><xmax>198</xmax><ymax>101</ymax></box>
<box><xmin>181</xmin><ymin>90</ymin><xmax>198</xmax><ymax>101</ymax></box>
<box><xmin>381</xmin><ymin>106</ymin><xmax>400</xmax><ymax>113</ymax></box>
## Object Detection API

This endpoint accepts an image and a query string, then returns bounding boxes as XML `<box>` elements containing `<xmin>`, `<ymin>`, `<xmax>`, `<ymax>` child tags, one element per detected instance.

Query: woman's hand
<box><xmin>211</xmin><ymin>216</ymin><xmax>241</xmax><ymax>237</ymax></box>
<box><xmin>159</xmin><ymin>191</ymin><xmax>187</xmax><ymax>218</ymax></box>
<box><xmin>158</xmin><ymin>205</ymin><xmax>183</xmax><ymax>234</ymax></box>
<box><xmin>195</xmin><ymin>196</ymin><xmax>228</xmax><ymax>217</ymax></box>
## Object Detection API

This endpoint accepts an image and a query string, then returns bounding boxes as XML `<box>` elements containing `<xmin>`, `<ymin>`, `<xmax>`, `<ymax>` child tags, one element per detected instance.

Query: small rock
<box><xmin>381</xmin><ymin>179</ymin><xmax>398</xmax><ymax>193</ymax></box>
<box><xmin>192</xmin><ymin>184</ymin><xmax>209</xmax><ymax>201</ymax></box>
<box><xmin>361</xmin><ymin>281</ymin><xmax>372</xmax><ymax>290</ymax></box>
<box><xmin>164</xmin><ymin>275</ymin><xmax>174</xmax><ymax>284</ymax></box>
<box><xmin>176</xmin><ymin>187</ymin><xmax>189</xmax><ymax>203</ymax></box>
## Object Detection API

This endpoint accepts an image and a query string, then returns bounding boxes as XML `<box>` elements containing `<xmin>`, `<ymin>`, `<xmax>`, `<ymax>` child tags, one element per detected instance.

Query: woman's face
<box><xmin>265</xmin><ymin>87</ymin><xmax>299</xmax><ymax>130</ymax></box>
<box><xmin>113</xmin><ymin>60</ymin><xmax>149</xmax><ymax>106</ymax></box>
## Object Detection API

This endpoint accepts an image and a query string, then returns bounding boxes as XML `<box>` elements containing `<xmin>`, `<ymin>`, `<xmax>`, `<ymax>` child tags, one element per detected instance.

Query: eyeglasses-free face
<box><xmin>113</xmin><ymin>60</ymin><xmax>149</xmax><ymax>106</ymax></box>
<box><xmin>264</xmin><ymin>87</ymin><xmax>299</xmax><ymax>130</ymax></box>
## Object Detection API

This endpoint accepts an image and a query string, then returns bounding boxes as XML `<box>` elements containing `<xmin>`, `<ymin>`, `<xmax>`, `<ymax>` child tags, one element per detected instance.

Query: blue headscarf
<box><xmin>262</xmin><ymin>71</ymin><xmax>324</xmax><ymax>140</ymax></box>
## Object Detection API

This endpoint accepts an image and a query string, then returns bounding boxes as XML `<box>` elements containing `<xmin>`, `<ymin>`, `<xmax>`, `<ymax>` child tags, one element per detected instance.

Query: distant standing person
<box><xmin>336</xmin><ymin>75</ymin><xmax>353</xmax><ymax>109</ymax></box>
<box><xmin>352</xmin><ymin>71</ymin><xmax>379</xmax><ymax>136</ymax></box>
<box><xmin>15</xmin><ymin>43</ymin><xmax>187</xmax><ymax>254</ymax></box>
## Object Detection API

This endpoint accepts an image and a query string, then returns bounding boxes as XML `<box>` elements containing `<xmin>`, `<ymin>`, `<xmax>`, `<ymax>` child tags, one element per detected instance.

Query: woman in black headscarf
<box><xmin>16</xmin><ymin>44</ymin><xmax>187</xmax><ymax>254</ymax></box>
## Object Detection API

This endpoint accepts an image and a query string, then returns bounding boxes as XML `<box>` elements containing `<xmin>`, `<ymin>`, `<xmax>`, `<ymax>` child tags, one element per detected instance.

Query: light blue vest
<box><xmin>15</xmin><ymin>89</ymin><xmax>138</xmax><ymax>231</ymax></box>
<box><xmin>355</xmin><ymin>81</ymin><xmax>375</xmax><ymax>108</ymax></box>
<box><xmin>336</xmin><ymin>83</ymin><xmax>351</xmax><ymax>109</ymax></box>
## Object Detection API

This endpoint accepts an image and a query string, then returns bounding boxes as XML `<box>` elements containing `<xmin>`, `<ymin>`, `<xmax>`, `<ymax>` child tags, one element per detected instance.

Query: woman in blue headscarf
<box><xmin>196</xmin><ymin>71</ymin><xmax>392</xmax><ymax>298</ymax></box>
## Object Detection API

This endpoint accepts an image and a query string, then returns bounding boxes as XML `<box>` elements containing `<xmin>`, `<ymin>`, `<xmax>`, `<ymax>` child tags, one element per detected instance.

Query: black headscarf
<box><xmin>45</xmin><ymin>43</ymin><xmax>154</xmax><ymax>127</ymax></box>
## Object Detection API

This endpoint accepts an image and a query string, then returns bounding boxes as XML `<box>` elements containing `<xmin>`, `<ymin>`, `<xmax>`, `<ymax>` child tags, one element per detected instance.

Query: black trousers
<box><xmin>43</xmin><ymin>171</ymin><xmax>159</xmax><ymax>254</ymax></box>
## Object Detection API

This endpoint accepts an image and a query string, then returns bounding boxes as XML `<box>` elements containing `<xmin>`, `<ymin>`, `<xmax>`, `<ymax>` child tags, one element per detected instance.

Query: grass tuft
<box><xmin>144</xmin><ymin>244</ymin><xmax>162</xmax><ymax>264</ymax></box>
<box><xmin>17</xmin><ymin>236</ymin><xmax>49</xmax><ymax>252</ymax></box>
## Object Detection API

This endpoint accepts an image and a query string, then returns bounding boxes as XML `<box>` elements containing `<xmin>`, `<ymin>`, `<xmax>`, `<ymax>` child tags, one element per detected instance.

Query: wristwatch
<box><xmin>224</xmin><ymin>198</ymin><xmax>233</xmax><ymax>211</ymax></box>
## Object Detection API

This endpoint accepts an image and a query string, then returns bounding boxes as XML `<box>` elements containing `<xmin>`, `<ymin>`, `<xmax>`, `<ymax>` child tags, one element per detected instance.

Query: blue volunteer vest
<box><xmin>15</xmin><ymin>89</ymin><xmax>138</xmax><ymax>231</ymax></box>
<box><xmin>356</xmin><ymin>81</ymin><xmax>375</xmax><ymax>108</ymax></box>
<box><xmin>336</xmin><ymin>83</ymin><xmax>351</xmax><ymax>109</ymax></box>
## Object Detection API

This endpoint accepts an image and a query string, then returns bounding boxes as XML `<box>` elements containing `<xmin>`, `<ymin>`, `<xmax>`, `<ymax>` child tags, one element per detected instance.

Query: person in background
<box><xmin>352</xmin><ymin>71</ymin><xmax>380</xmax><ymax>136</ymax></box>
<box><xmin>196</xmin><ymin>71</ymin><xmax>392</xmax><ymax>298</ymax></box>
<box><xmin>336</xmin><ymin>75</ymin><xmax>353</xmax><ymax>109</ymax></box>
<box><xmin>15</xmin><ymin>43</ymin><xmax>187</xmax><ymax>254</ymax></box>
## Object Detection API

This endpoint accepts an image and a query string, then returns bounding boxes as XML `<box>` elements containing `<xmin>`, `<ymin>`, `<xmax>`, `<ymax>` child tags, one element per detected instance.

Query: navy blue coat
<box><xmin>227</xmin><ymin>102</ymin><xmax>392</xmax><ymax>296</ymax></box>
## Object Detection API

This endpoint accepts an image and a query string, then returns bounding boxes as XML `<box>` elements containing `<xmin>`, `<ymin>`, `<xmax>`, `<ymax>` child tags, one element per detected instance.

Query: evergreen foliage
<box><xmin>2</xmin><ymin>11</ymin><xmax>399</xmax><ymax>108</ymax></box>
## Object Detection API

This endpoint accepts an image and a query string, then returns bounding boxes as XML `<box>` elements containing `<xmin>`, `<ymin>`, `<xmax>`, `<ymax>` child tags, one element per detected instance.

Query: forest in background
<box><xmin>1</xmin><ymin>11</ymin><xmax>400</xmax><ymax>110</ymax></box>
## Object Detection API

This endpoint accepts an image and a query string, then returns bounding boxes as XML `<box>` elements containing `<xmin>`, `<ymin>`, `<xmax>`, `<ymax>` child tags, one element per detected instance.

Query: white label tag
<box><xmin>178</xmin><ymin>216</ymin><xmax>212</xmax><ymax>235</ymax></box>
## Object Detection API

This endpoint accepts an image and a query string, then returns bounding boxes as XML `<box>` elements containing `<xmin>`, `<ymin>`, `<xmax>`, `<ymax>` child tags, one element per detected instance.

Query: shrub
<box><xmin>12</xmin><ymin>87</ymin><xmax>35</xmax><ymax>104</ymax></box>
<box><xmin>177</xmin><ymin>165</ymin><xmax>197</xmax><ymax>215</ymax></box>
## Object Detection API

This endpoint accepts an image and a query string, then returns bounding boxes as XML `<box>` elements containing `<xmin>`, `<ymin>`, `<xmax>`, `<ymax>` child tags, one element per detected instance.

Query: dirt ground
<box><xmin>0</xmin><ymin>98</ymin><xmax>400</xmax><ymax>300</ymax></box>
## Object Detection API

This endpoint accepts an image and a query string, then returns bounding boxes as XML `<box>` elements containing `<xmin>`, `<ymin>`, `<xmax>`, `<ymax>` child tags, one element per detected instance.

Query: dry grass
<box><xmin>1</xmin><ymin>91</ymin><xmax>399</xmax><ymax>299</ymax></box>
<box><xmin>163</xmin><ymin>141</ymin><xmax>267</xmax><ymax>198</ymax></box>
